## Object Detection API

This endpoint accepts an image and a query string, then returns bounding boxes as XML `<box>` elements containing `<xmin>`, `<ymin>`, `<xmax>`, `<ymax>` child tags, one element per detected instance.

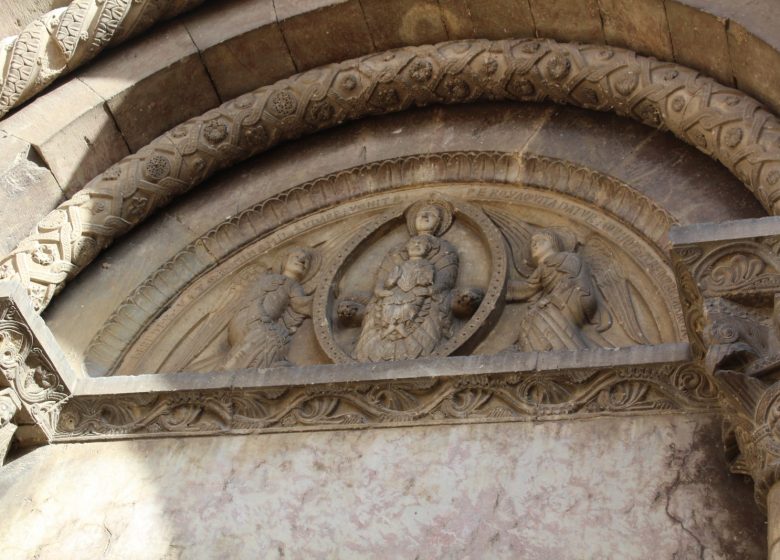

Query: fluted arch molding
<box><xmin>3</xmin><ymin>37</ymin><xmax>780</xmax><ymax>313</ymax></box>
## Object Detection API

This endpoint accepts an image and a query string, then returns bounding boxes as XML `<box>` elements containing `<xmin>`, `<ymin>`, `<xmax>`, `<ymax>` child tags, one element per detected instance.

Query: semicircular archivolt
<box><xmin>2</xmin><ymin>38</ymin><xmax>779</xmax><ymax>314</ymax></box>
<box><xmin>83</xmin><ymin>151</ymin><xmax>681</xmax><ymax>377</ymax></box>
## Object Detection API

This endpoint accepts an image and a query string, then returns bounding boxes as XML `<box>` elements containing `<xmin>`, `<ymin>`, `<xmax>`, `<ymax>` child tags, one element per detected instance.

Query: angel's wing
<box><xmin>483</xmin><ymin>207</ymin><xmax>535</xmax><ymax>278</ymax></box>
<box><xmin>160</xmin><ymin>265</ymin><xmax>263</xmax><ymax>372</ymax></box>
<box><xmin>582</xmin><ymin>236</ymin><xmax>649</xmax><ymax>345</ymax></box>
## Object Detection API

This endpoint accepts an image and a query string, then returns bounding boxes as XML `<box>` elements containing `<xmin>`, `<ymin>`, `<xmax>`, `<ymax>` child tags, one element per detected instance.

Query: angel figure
<box><xmin>507</xmin><ymin>230</ymin><xmax>598</xmax><ymax>351</ymax></box>
<box><xmin>351</xmin><ymin>200</ymin><xmax>459</xmax><ymax>362</ymax></box>
<box><xmin>491</xmin><ymin>215</ymin><xmax>650</xmax><ymax>352</ymax></box>
<box><xmin>223</xmin><ymin>248</ymin><xmax>314</xmax><ymax>369</ymax></box>
<box><xmin>178</xmin><ymin>247</ymin><xmax>317</xmax><ymax>372</ymax></box>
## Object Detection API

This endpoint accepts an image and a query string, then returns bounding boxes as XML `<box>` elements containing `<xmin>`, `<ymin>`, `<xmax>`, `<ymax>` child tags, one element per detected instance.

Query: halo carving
<box><xmin>312</xmin><ymin>197</ymin><xmax>507</xmax><ymax>364</ymax></box>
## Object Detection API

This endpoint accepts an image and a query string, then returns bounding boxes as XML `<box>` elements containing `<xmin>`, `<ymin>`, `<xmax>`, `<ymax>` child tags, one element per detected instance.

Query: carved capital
<box><xmin>0</xmin><ymin>388</ymin><xmax>20</xmax><ymax>428</ymax></box>
<box><xmin>0</xmin><ymin>281</ymin><xmax>74</xmax><ymax>440</ymax></box>
<box><xmin>671</xmin><ymin>217</ymin><xmax>780</xmax><ymax>507</ymax></box>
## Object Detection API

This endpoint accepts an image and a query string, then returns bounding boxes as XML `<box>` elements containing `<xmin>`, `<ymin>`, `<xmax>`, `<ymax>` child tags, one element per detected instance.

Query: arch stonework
<box><xmin>3</xmin><ymin>38</ymin><xmax>780</xmax><ymax>314</ymax></box>
<box><xmin>0</xmin><ymin>15</ymin><xmax>779</xmax><ymax>559</ymax></box>
<box><xmin>3</xmin><ymin>0</ymin><xmax>780</xmax><ymax>118</ymax></box>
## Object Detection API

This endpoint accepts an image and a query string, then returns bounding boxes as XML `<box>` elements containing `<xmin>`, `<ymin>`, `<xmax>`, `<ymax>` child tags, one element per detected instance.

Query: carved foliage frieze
<box><xmin>54</xmin><ymin>361</ymin><xmax>717</xmax><ymax>441</ymax></box>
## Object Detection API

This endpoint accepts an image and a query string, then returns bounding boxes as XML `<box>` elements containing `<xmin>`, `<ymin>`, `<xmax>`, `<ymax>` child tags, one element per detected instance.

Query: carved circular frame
<box><xmin>3</xmin><ymin>38</ymin><xmax>780</xmax><ymax>314</ymax></box>
<box><xmin>311</xmin><ymin>196</ymin><xmax>508</xmax><ymax>364</ymax></box>
<box><xmin>87</xmin><ymin>152</ymin><xmax>678</xmax><ymax>376</ymax></box>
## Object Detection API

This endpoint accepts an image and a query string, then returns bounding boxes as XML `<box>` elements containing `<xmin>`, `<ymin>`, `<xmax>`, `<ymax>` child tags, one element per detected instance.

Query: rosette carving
<box><xmin>5</xmin><ymin>39</ymin><xmax>780</xmax><ymax>315</ymax></box>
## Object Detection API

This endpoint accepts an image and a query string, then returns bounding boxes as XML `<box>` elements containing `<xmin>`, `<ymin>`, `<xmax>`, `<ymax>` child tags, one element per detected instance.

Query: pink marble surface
<box><xmin>0</xmin><ymin>414</ymin><xmax>764</xmax><ymax>559</ymax></box>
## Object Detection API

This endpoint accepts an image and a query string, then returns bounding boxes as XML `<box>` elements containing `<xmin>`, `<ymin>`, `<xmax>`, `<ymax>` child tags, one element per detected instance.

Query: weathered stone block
<box><xmin>728</xmin><ymin>21</ymin><xmax>780</xmax><ymax>116</ymax></box>
<box><xmin>599</xmin><ymin>0</ymin><xmax>673</xmax><ymax>59</ymax></box>
<box><xmin>0</xmin><ymin>0</ymin><xmax>68</xmax><ymax>37</ymax></box>
<box><xmin>0</xmin><ymin>78</ymin><xmax>129</xmax><ymax>196</ymax></box>
<box><xmin>361</xmin><ymin>0</ymin><xmax>448</xmax><ymax>49</ymax></box>
<box><xmin>528</xmin><ymin>0</ymin><xmax>604</xmax><ymax>44</ymax></box>
<box><xmin>277</xmin><ymin>0</ymin><xmax>374</xmax><ymax>70</ymax></box>
<box><xmin>666</xmin><ymin>0</ymin><xmax>732</xmax><ymax>86</ymax></box>
<box><xmin>610</xmin><ymin>129</ymin><xmax>765</xmax><ymax>224</ymax></box>
<box><xmin>0</xmin><ymin>415</ymin><xmax>765</xmax><ymax>558</ymax></box>
<box><xmin>78</xmin><ymin>21</ymin><xmax>220</xmax><ymax>151</ymax></box>
<box><xmin>524</xmin><ymin>106</ymin><xmax>653</xmax><ymax>177</ymax></box>
<box><xmin>0</xmin><ymin>134</ymin><xmax>63</xmax><ymax>256</ymax></box>
<box><xmin>439</xmin><ymin>0</ymin><xmax>535</xmax><ymax>40</ymax></box>
<box><xmin>184</xmin><ymin>0</ymin><xmax>295</xmax><ymax>100</ymax></box>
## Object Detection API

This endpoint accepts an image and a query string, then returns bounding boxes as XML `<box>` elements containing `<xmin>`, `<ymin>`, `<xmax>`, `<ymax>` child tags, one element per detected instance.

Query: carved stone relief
<box><xmin>671</xmin><ymin>218</ymin><xmax>780</xmax><ymax>509</ymax></box>
<box><xmin>54</xmin><ymin>357</ymin><xmax>717</xmax><ymax>441</ymax></box>
<box><xmin>315</xmin><ymin>198</ymin><xmax>503</xmax><ymax>364</ymax></box>
<box><xmin>94</xmin><ymin>177</ymin><xmax>682</xmax><ymax>376</ymax></box>
<box><xmin>0</xmin><ymin>282</ymin><xmax>72</xmax><ymax>440</ymax></box>
<box><xmin>4</xmin><ymin>39</ymin><xmax>780</xmax><ymax>317</ymax></box>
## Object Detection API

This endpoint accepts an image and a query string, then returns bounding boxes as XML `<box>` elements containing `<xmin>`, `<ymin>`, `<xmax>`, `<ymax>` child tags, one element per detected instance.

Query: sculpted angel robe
<box><xmin>514</xmin><ymin>250</ymin><xmax>598</xmax><ymax>352</ymax></box>
<box><xmin>224</xmin><ymin>272</ymin><xmax>310</xmax><ymax>369</ymax></box>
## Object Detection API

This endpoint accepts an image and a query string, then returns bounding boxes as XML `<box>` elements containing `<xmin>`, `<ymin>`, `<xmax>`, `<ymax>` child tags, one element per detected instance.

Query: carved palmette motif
<box><xmin>53</xmin><ymin>362</ymin><xmax>717</xmax><ymax>441</ymax></box>
<box><xmin>4</xmin><ymin>39</ymin><xmax>780</xmax><ymax>317</ymax></box>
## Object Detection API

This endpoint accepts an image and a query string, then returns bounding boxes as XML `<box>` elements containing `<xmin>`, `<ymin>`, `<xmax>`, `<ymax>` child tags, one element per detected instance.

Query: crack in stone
<box><xmin>664</xmin><ymin>460</ymin><xmax>706</xmax><ymax>560</ymax></box>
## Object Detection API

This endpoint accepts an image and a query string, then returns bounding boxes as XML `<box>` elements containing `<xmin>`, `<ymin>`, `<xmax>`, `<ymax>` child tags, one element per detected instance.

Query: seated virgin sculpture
<box><xmin>376</xmin><ymin>234</ymin><xmax>437</xmax><ymax>341</ymax></box>
<box><xmin>352</xmin><ymin>202</ymin><xmax>459</xmax><ymax>362</ymax></box>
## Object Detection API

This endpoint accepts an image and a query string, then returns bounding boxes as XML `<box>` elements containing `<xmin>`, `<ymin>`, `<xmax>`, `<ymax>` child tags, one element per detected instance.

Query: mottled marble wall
<box><xmin>0</xmin><ymin>414</ymin><xmax>765</xmax><ymax>559</ymax></box>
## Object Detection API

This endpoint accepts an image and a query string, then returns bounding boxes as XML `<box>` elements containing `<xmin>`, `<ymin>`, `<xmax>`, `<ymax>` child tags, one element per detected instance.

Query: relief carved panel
<box><xmin>92</xmin><ymin>172</ymin><xmax>682</xmax><ymax>376</ymax></box>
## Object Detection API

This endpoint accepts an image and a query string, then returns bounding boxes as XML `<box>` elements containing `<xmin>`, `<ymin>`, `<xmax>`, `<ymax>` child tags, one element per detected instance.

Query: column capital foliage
<box><xmin>672</xmin><ymin>217</ymin><xmax>780</xmax><ymax>508</ymax></box>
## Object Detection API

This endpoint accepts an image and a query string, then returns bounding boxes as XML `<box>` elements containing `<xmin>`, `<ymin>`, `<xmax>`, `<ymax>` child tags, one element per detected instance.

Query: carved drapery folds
<box><xmin>671</xmin><ymin>218</ymin><xmax>780</xmax><ymax>508</ymax></box>
<box><xmin>5</xmin><ymin>39</ymin><xmax>780</xmax><ymax>316</ymax></box>
<box><xmin>91</xmin><ymin>181</ymin><xmax>680</xmax><ymax>376</ymax></box>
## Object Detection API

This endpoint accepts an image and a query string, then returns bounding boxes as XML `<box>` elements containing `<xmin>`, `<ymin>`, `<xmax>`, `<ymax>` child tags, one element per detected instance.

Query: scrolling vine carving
<box><xmin>54</xmin><ymin>361</ymin><xmax>717</xmax><ymax>441</ymax></box>
<box><xmin>2</xmin><ymin>39</ymin><xmax>780</xmax><ymax>314</ymax></box>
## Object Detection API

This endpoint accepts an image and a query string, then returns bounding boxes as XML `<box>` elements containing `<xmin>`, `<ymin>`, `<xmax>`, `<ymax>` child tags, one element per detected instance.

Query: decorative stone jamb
<box><xmin>0</xmin><ymin>281</ymin><xmax>74</xmax><ymax>446</ymax></box>
<box><xmin>0</xmin><ymin>387</ymin><xmax>20</xmax><ymax>462</ymax></box>
<box><xmin>671</xmin><ymin>217</ymin><xmax>780</xmax><ymax>513</ymax></box>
